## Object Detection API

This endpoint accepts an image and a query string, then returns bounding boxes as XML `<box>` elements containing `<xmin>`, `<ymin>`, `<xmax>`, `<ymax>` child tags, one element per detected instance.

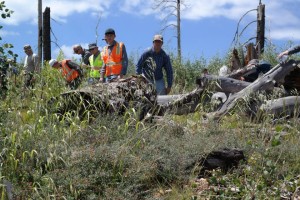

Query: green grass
<box><xmin>0</xmin><ymin>47</ymin><xmax>300</xmax><ymax>199</ymax></box>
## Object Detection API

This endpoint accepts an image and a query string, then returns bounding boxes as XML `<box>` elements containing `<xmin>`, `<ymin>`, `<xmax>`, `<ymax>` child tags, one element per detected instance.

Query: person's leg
<box><xmin>154</xmin><ymin>79</ymin><xmax>166</xmax><ymax>95</ymax></box>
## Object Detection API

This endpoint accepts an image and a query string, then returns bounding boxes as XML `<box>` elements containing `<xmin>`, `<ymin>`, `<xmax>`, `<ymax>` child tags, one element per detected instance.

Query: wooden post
<box><xmin>43</xmin><ymin>7</ymin><xmax>51</xmax><ymax>61</ymax></box>
<box><xmin>38</xmin><ymin>0</ymin><xmax>42</xmax><ymax>66</ymax></box>
<box><xmin>177</xmin><ymin>0</ymin><xmax>181</xmax><ymax>63</ymax></box>
<box><xmin>256</xmin><ymin>3</ymin><xmax>265</xmax><ymax>56</ymax></box>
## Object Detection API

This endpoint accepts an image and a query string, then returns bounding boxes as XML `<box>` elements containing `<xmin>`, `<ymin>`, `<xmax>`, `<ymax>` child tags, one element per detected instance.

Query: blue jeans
<box><xmin>152</xmin><ymin>79</ymin><xmax>166</xmax><ymax>95</ymax></box>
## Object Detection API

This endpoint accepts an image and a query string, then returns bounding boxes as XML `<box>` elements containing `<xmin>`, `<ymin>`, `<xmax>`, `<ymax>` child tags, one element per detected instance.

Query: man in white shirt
<box><xmin>23</xmin><ymin>45</ymin><xmax>39</xmax><ymax>88</ymax></box>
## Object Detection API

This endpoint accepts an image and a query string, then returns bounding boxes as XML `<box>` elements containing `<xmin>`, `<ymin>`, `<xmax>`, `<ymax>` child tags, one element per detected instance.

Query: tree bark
<box><xmin>207</xmin><ymin>60</ymin><xmax>300</xmax><ymax>120</ymax></box>
<box><xmin>196</xmin><ymin>75</ymin><xmax>251</xmax><ymax>93</ymax></box>
<box><xmin>259</xmin><ymin>96</ymin><xmax>300</xmax><ymax>118</ymax></box>
<box><xmin>43</xmin><ymin>7</ymin><xmax>51</xmax><ymax>61</ymax></box>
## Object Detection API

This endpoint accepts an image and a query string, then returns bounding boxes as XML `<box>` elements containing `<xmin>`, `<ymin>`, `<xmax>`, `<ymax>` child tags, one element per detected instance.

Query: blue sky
<box><xmin>1</xmin><ymin>0</ymin><xmax>300</xmax><ymax>64</ymax></box>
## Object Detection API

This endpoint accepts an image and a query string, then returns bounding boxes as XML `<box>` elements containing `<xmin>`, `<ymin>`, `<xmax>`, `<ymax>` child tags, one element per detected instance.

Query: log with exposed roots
<box><xmin>207</xmin><ymin>59</ymin><xmax>300</xmax><ymax>120</ymax></box>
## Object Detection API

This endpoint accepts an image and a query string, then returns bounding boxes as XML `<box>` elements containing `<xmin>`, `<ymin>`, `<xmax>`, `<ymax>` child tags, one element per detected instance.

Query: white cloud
<box><xmin>0</xmin><ymin>0</ymin><xmax>112</xmax><ymax>25</ymax></box>
<box><xmin>0</xmin><ymin>30</ymin><xmax>20</xmax><ymax>37</ymax></box>
<box><xmin>271</xmin><ymin>28</ymin><xmax>300</xmax><ymax>41</ymax></box>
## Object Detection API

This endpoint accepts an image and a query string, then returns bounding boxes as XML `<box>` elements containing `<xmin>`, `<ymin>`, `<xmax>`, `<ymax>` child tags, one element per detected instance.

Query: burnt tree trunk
<box><xmin>43</xmin><ymin>7</ymin><xmax>51</xmax><ymax>61</ymax></box>
<box><xmin>256</xmin><ymin>3</ymin><xmax>265</xmax><ymax>56</ymax></box>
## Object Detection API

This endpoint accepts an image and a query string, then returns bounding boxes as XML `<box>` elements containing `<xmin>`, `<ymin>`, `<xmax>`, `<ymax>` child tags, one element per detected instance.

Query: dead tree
<box><xmin>153</xmin><ymin>0</ymin><xmax>185</xmax><ymax>62</ymax></box>
<box><xmin>197</xmin><ymin>75</ymin><xmax>251</xmax><ymax>94</ymax></box>
<box><xmin>43</xmin><ymin>7</ymin><xmax>51</xmax><ymax>61</ymax></box>
<box><xmin>259</xmin><ymin>96</ymin><xmax>300</xmax><ymax>119</ymax></box>
<box><xmin>256</xmin><ymin>2</ymin><xmax>265</xmax><ymax>56</ymax></box>
<box><xmin>38</xmin><ymin>0</ymin><xmax>42</xmax><ymax>65</ymax></box>
<box><xmin>207</xmin><ymin>60</ymin><xmax>300</xmax><ymax>120</ymax></box>
<box><xmin>51</xmin><ymin>76</ymin><xmax>158</xmax><ymax>120</ymax></box>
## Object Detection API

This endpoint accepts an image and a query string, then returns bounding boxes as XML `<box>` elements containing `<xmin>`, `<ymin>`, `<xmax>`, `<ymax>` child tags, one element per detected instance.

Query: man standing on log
<box><xmin>136</xmin><ymin>34</ymin><xmax>173</xmax><ymax>95</ymax></box>
<box><xmin>278</xmin><ymin>45</ymin><xmax>300</xmax><ymax>60</ymax></box>
<box><xmin>100</xmin><ymin>28</ymin><xmax>128</xmax><ymax>83</ymax></box>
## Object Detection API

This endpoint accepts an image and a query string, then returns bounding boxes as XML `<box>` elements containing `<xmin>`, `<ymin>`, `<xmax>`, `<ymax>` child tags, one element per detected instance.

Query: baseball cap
<box><xmin>105</xmin><ymin>28</ymin><xmax>115</xmax><ymax>35</ymax></box>
<box><xmin>49</xmin><ymin>59</ymin><xmax>57</xmax><ymax>67</ymax></box>
<box><xmin>88</xmin><ymin>43</ymin><xmax>98</xmax><ymax>50</ymax></box>
<box><xmin>23</xmin><ymin>44</ymin><xmax>32</xmax><ymax>50</ymax></box>
<box><xmin>153</xmin><ymin>34</ymin><xmax>163</xmax><ymax>42</ymax></box>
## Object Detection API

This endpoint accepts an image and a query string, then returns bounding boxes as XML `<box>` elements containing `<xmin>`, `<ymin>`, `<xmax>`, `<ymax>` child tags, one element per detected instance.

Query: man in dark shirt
<box><xmin>73</xmin><ymin>44</ymin><xmax>92</xmax><ymax>66</ymax></box>
<box><xmin>136</xmin><ymin>34</ymin><xmax>173</xmax><ymax>95</ymax></box>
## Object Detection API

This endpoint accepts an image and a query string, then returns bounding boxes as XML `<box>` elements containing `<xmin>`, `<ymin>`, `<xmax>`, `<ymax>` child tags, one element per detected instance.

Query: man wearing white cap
<box><xmin>136</xmin><ymin>34</ymin><xmax>173</xmax><ymax>95</ymax></box>
<box><xmin>49</xmin><ymin>59</ymin><xmax>83</xmax><ymax>90</ymax></box>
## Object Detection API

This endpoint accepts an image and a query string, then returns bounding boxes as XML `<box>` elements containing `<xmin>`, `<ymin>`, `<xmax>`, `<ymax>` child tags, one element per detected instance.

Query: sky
<box><xmin>1</xmin><ymin>0</ymin><xmax>300</xmax><ymax>64</ymax></box>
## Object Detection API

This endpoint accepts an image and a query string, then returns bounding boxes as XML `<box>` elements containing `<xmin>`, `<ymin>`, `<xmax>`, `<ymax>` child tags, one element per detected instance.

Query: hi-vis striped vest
<box><xmin>102</xmin><ymin>42</ymin><xmax>123</xmax><ymax>76</ymax></box>
<box><xmin>89</xmin><ymin>53</ymin><xmax>103</xmax><ymax>78</ymax></box>
<box><xmin>61</xmin><ymin>60</ymin><xmax>80</xmax><ymax>82</ymax></box>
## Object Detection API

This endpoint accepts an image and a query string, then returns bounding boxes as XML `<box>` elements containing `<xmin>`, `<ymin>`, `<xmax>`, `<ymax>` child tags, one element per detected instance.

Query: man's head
<box><xmin>49</xmin><ymin>59</ymin><xmax>59</xmax><ymax>68</ymax></box>
<box><xmin>152</xmin><ymin>34</ymin><xmax>163</xmax><ymax>52</ymax></box>
<box><xmin>104</xmin><ymin>28</ymin><xmax>116</xmax><ymax>45</ymax></box>
<box><xmin>88</xmin><ymin>43</ymin><xmax>99</xmax><ymax>54</ymax></box>
<box><xmin>73</xmin><ymin>44</ymin><xmax>83</xmax><ymax>54</ymax></box>
<box><xmin>23</xmin><ymin>44</ymin><xmax>33</xmax><ymax>55</ymax></box>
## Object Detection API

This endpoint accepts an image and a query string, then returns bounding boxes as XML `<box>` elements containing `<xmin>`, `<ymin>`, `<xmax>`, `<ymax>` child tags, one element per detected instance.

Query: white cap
<box><xmin>49</xmin><ymin>59</ymin><xmax>57</xmax><ymax>67</ymax></box>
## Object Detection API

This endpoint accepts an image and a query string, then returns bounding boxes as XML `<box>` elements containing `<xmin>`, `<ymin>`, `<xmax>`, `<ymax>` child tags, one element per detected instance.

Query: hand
<box><xmin>165</xmin><ymin>87</ymin><xmax>171</xmax><ymax>95</ymax></box>
<box><xmin>99</xmin><ymin>78</ymin><xmax>104</xmax><ymax>83</ymax></box>
<box><xmin>277</xmin><ymin>50</ymin><xmax>288</xmax><ymax>59</ymax></box>
<box><xmin>118</xmin><ymin>74</ymin><xmax>124</xmax><ymax>79</ymax></box>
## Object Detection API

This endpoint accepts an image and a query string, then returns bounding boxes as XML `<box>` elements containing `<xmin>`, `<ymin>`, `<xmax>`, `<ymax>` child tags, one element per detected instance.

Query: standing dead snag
<box><xmin>207</xmin><ymin>60</ymin><xmax>300</xmax><ymax>120</ymax></box>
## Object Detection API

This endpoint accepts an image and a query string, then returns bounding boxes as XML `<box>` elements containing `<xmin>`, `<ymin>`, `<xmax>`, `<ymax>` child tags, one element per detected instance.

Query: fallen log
<box><xmin>259</xmin><ymin>96</ymin><xmax>300</xmax><ymax>119</ymax></box>
<box><xmin>159</xmin><ymin>87</ymin><xmax>204</xmax><ymax>115</ymax></box>
<box><xmin>51</xmin><ymin>76</ymin><xmax>157</xmax><ymax>120</ymax></box>
<box><xmin>207</xmin><ymin>59</ymin><xmax>300</xmax><ymax>120</ymax></box>
<box><xmin>196</xmin><ymin>74</ymin><xmax>251</xmax><ymax>93</ymax></box>
<box><xmin>225</xmin><ymin>64</ymin><xmax>258</xmax><ymax>79</ymax></box>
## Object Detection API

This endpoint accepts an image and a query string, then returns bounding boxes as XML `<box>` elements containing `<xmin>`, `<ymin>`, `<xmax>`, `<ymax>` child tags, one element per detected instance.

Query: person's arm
<box><xmin>286</xmin><ymin>45</ymin><xmax>300</xmax><ymax>55</ymax></box>
<box><xmin>100</xmin><ymin>62</ymin><xmax>106</xmax><ymax>82</ymax></box>
<box><xmin>278</xmin><ymin>45</ymin><xmax>300</xmax><ymax>58</ymax></box>
<box><xmin>33</xmin><ymin>55</ymin><xmax>40</xmax><ymax>73</ymax></box>
<box><xmin>164</xmin><ymin>54</ymin><xmax>173</xmax><ymax>94</ymax></box>
<box><xmin>136</xmin><ymin>51</ymin><xmax>149</xmax><ymax>75</ymax></box>
<box><xmin>67</xmin><ymin>60</ymin><xmax>81</xmax><ymax>71</ymax></box>
<box><xmin>120</xmin><ymin>44</ymin><xmax>128</xmax><ymax>78</ymax></box>
<box><xmin>82</xmin><ymin>50</ymin><xmax>91</xmax><ymax>66</ymax></box>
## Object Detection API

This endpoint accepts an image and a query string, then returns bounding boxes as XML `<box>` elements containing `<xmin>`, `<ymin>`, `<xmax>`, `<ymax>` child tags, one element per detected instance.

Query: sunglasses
<box><xmin>74</xmin><ymin>48</ymin><xmax>80</xmax><ymax>53</ymax></box>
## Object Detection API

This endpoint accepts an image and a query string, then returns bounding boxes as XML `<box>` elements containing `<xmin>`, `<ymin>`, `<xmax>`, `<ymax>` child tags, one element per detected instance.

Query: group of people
<box><xmin>20</xmin><ymin>28</ymin><xmax>300</xmax><ymax>96</ymax></box>
<box><xmin>46</xmin><ymin>28</ymin><xmax>173</xmax><ymax>95</ymax></box>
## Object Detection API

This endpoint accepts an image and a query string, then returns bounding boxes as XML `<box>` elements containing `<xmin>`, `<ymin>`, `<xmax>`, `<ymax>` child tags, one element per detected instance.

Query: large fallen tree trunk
<box><xmin>207</xmin><ymin>60</ymin><xmax>300</xmax><ymax>120</ymax></box>
<box><xmin>160</xmin><ymin>87</ymin><xmax>203</xmax><ymax>115</ymax></box>
<box><xmin>196</xmin><ymin>75</ymin><xmax>251</xmax><ymax>93</ymax></box>
<box><xmin>259</xmin><ymin>96</ymin><xmax>300</xmax><ymax>119</ymax></box>
<box><xmin>51</xmin><ymin>76</ymin><xmax>157</xmax><ymax>120</ymax></box>
<box><xmin>225</xmin><ymin>64</ymin><xmax>258</xmax><ymax>79</ymax></box>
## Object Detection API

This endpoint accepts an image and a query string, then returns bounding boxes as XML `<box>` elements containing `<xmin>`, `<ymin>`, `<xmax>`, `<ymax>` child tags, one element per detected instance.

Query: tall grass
<box><xmin>0</xmin><ymin>46</ymin><xmax>299</xmax><ymax>199</ymax></box>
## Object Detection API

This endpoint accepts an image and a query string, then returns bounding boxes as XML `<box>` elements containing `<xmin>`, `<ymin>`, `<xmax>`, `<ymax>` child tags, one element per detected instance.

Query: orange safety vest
<box><xmin>102</xmin><ymin>42</ymin><xmax>123</xmax><ymax>76</ymax></box>
<box><xmin>61</xmin><ymin>60</ymin><xmax>80</xmax><ymax>82</ymax></box>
